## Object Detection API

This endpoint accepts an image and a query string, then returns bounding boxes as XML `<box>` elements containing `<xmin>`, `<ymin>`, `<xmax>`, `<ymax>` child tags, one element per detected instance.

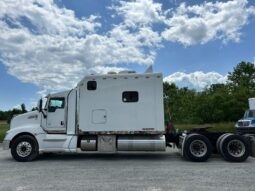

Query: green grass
<box><xmin>175</xmin><ymin>122</ymin><xmax>235</xmax><ymax>133</ymax></box>
<box><xmin>0</xmin><ymin>122</ymin><xmax>10</xmax><ymax>143</ymax></box>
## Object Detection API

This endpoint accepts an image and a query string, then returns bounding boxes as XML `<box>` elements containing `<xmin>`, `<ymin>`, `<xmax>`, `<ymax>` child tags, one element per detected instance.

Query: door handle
<box><xmin>60</xmin><ymin>121</ymin><xmax>64</xmax><ymax>126</ymax></box>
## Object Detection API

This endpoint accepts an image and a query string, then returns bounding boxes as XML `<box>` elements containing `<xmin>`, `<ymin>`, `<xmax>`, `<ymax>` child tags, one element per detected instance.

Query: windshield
<box><xmin>244</xmin><ymin>110</ymin><xmax>255</xmax><ymax>118</ymax></box>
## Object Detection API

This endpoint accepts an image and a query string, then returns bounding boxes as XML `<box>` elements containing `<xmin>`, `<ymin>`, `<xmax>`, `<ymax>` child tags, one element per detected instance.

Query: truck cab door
<box><xmin>45</xmin><ymin>97</ymin><xmax>66</xmax><ymax>133</ymax></box>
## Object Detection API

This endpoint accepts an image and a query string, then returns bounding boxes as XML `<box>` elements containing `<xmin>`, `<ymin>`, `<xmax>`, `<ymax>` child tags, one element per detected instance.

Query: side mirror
<box><xmin>38</xmin><ymin>98</ymin><xmax>43</xmax><ymax>112</ymax></box>
<box><xmin>38</xmin><ymin>98</ymin><xmax>47</xmax><ymax>118</ymax></box>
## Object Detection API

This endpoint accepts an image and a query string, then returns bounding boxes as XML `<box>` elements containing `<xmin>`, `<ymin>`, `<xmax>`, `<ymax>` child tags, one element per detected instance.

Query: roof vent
<box><xmin>119</xmin><ymin>70</ymin><xmax>136</xmax><ymax>74</ymax></box>
<box><xmin>107</xmin><ymin>71</ymin><xmax>117</xmax><ymax>74</ymax></box>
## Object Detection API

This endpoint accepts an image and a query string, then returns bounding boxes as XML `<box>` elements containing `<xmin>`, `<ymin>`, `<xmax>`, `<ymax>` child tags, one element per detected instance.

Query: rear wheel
<box><xmin>183</xmin><ymin>134</ymin><xmax>212</xmax><ymax>162</ymax></box>
<box><xmin>216</xmin><ymin>133</ymin><xmax>232</xmax><ymax>153</ymax></box>
<box><xmin>11</xmin><ymin>135</ymin><xmax>39</xmax><ymax>162</ymax></box>
<box><xmin>219</xmin><ymin>134</ymin><xmax>250</xmax><ymax>162</ymax></box>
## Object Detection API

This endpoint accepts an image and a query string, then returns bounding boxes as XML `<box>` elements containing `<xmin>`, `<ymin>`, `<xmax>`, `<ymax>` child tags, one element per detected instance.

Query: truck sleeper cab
<box><xmin>3</xmin><ymin>71</ymin><xmax>255</xmax><ymax>162</ymax></box>
<box><xmin>3</xmin><ymin>72</ymin><xmax>166</xmax><ymax>161</ymax></box>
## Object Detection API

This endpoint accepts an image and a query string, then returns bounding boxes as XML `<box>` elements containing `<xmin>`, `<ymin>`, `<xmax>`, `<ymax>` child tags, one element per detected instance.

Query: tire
<box><xmin>218</xmin><ymin>134</ymin><xmax>233</xmax><ymax>158</ymax></box>
<box><xmin>11</xmin><ymin>135</ymin><xmax>39</xmax><ymax>162</ymax></box>
<box><xmin>219</xmin><ymin>134</ymin><xmax>251</xmax><ymax>162</ymax></box>
<box><xmin>183</xmin><ymin>134</ymin><xmax>212</xmax><ymax>162</ymax></box>
<box><xmin>216</xmin><ymin>133</ymin><xmax>232</xmax><ymax>153</ymax></box>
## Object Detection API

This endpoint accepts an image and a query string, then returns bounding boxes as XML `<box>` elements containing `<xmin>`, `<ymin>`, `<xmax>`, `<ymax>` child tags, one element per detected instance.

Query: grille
<box><xmin>238</xmin><ymin>121</ymin><xmax>250</xmax><ymax>127</ymax></box>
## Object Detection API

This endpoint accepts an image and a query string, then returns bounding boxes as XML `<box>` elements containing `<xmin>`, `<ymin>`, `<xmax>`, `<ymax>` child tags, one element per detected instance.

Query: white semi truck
<box><xmin>2</xmin><ymin>71</ymin><xmax>255</xmax><ymax>162</ymax></box>
<box><xmin>236</xmin><ymin>98</ymin><xmax>255</xmax><ymax>133</ymax></box>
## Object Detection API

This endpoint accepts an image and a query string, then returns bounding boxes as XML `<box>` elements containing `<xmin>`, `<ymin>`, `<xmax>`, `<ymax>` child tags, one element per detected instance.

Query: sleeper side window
<box><xmin>122</xmin><ymin>91</ymin><xmax>139</xmax><ymax>103</ymax></box>
<box><xmin>87</xmin><ymin>81</ymin><xmax>97</xmax><ymax>90</ymax></box>
<box><xmin>48</xmin><ymin>98</ymin><xmax>65</xmax><ymax>112</ymax></box>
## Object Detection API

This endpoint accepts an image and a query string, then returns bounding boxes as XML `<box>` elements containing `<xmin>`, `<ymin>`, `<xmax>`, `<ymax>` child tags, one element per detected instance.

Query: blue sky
<box><xmin>0</xmin><ymin>0</ymin><xmax>255</xmax><ymax>111</ymax></box>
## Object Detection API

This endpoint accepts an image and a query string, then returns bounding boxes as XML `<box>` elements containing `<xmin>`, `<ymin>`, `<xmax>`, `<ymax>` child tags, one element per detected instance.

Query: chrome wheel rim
<box><xmin>16</xmin><ymin>141</ymin><xmax>32</xmax><ymax>158</ymax></box>
<box><xmin>189</xmin><ymin>140</ymin><xmax>207</xmax><ymax>157</ymax></box>
<box><xmin>227</xmin><ymin>140</ymin><xmax>245</xmax><ymax>158</ymax></box>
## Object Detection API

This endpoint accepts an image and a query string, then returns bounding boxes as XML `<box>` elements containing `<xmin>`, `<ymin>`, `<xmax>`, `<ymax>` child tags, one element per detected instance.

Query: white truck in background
<box><xmin>2</xmin><ymin>70</ymin><xmax>255</xmax><ymax>162</ymax></box>
<box><xmin>236</xmin><ymin>98</ymin><xmax>255</xmax><ymax>133</ymax></box>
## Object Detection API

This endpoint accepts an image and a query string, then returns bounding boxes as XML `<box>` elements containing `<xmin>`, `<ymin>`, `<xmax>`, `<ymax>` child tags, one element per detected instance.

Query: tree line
<box><xmin>0</xmin><ymin>103</ymin><xmax>28</xmax><ymax>123</ymax></box>
<box><xmin>164</xmin><ymin>61</ymin><xmax>255</xmax><ymax>124</ymax></box>
<box><xmin>0</xmin><ymin>61</ymin><xmax>254</xmax><ymax>124</ymax></box>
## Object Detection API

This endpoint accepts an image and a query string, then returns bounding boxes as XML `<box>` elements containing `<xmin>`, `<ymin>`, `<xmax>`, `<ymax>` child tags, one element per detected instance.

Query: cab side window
<box><xmin>87</xmin><ymin>81</ymin><xmax>97</xmax><ymax>90</ymax></box>
<box><xmin>48</xmin><ymin>98</ymin><xmax>65</xmax><ymax>112</ymax></box>
<box><xmin>122</xmin><ymin>91</ymin><xmax>139</xmax><ymax>103</ymax></box>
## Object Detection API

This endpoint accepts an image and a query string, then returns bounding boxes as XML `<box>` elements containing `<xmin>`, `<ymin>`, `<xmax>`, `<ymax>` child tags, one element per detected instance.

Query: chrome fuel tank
<box><xmin>117</xmin><ymin>135</ymin><xmax>165</xmax><ymax>151</ymax></box>
<box><xmin>80</xmin><ymin>137</ymin><xmax>97</xmax><ymax>151</ymax></box>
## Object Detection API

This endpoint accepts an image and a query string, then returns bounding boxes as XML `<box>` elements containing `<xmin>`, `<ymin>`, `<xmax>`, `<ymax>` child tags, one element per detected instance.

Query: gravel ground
<box><xmin>0</xmin><ymin>147</ymin><xmax>255</xmax><ymax>191</ymax></box>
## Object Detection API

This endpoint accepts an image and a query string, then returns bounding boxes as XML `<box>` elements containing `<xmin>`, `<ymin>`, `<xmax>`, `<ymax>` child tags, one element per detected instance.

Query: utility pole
<box><xmin>253</xmin><ymin>57</ymin><xmax>255</xmax><ymax>80</ymax></box>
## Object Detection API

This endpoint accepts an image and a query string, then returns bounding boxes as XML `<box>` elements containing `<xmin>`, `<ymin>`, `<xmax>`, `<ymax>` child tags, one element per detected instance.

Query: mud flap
<box><xmin>247</xmin><ymin>136</ymin><xmax>255</xmax><ymax>157</ymax></box>
<box><xmin>179</xmin><ymin>134</ymin><xmax>188</xmax><ymax>157</ymax></box>
<box><xmin>243</xmin><ymin>134</ymin><xmax>255</xmax><ymax>157</ymax></box>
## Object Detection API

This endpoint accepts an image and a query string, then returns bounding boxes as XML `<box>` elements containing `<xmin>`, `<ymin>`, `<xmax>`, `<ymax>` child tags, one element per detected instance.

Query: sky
<box><xmin>0</xmin><ymin>0</ymin><xmax>255</xmax><ymax>111</ymax></box>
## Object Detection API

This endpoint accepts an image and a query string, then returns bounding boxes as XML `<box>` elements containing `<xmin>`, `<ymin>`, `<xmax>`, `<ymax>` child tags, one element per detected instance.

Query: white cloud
<box><xmin>0</xmin><ymin>0</ymin><xmax>255</xmax><ymax>99</ymax></box>
<box><xmin>164</xmin><ymin>71</ymin><xmax>227</xmax><ymax>90</ymax></box>
<box><xmin>110</xmin><ymin>0</ymin><xmax>164</xmax><ymax>27</ymax></box>
<box><xmin>162</xmin><ymin>0</ymin><xmax>255</xmax><ymax>46</ymax></box>
<box><xmin>111</xmin><ymin>0</ymin><xmax>255</xmax><ymax>46</ymax></box>
<box><xmin>0</xmin><ymin>0</ymin><xmax>101</xmax><ymax>35</ymax></box>
<box><xmin>12</xmin><ymin>104</ymin><xmax>22</xmax><ymax>110</ymax></box>
<box><xmin>110</xmin><ymin>25</ymin><xmax>161</xmax><ymax>48</ymax></box>
<box><xmin>0</xmin><ymin>0</ymin><xmax>159</xmax><ymax>94</ymax></box>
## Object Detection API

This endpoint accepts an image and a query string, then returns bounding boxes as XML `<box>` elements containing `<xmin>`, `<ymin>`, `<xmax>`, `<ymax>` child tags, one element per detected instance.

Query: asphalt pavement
<box><xmin>0</xmin><ymin>146</ymin><xmax>255</xmax><ymax>191</ymax></box>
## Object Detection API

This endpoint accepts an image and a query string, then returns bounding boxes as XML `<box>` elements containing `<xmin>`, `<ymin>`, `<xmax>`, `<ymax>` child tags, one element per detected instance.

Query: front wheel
<box><xmin>11</xmin><ymin>135</ymin><xmax>39</xmax><ymax>162</ymax></box>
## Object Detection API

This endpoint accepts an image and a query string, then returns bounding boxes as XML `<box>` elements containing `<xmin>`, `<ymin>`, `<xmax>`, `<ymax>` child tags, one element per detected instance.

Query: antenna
<box><xmin>253</xmin><ymin>57</ymin><xmax>255</xmax><ymax>81</ymax></box>
<box><xmin>144</xmin><ymin>65</ymin><xmax>153</xmax><ymax>73</ymax></box>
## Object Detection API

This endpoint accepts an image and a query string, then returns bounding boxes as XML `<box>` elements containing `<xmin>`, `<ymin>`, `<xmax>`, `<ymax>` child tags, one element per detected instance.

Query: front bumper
<box><xmin>2</xmin><ymin>140</ymin><xmax>10</xmax><ymax>150</ymax></box>
<box><xmin>236</xmin><ymin>127</ymin><xmax>255</xmax><ymax>134</ymax></box>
